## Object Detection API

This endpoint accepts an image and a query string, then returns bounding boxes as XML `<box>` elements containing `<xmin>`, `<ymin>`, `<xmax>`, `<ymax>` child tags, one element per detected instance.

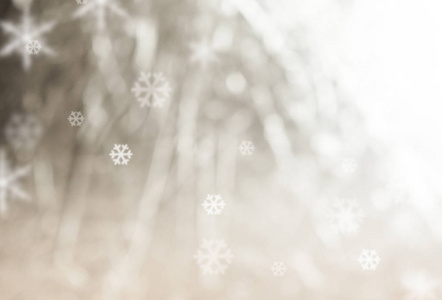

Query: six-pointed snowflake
<box><xmin>131</xmin><ymin>72</ymin><xmax>172</xmax><ymax>108</ymax></box>
<box><xmin>342</xmin><ymin>158</ymin><xmax>358</xmax><ymax>174</ymax></box>
<box><xmin>73</xmin><ymin>0</ymin><xmax>129</xmax><ymax>31</ymax></box>
<box><xmin>68</xmin><ymin>111</ymin><xmax>85</xmax><ymax>126</ymax></box>
<box><xmin>239</xmin><ymin>140</ymin><xmax>255</xmax><ymax>156</ymax></box>
<box><xmin>109</xmin><ymin>144</ymin><xmax>133</xmax><ymax>165</ymax></box>
<box><xmin>358</xmin><ymin>249</ymin><xmax>380</xmax><ymax>270</ymax></box>
<box><xmin>0</xmin><ymin>9</ymin><xmax>55</xmax><ymax>70</ymax></box>
<box><xmin>194</xmin><ymin>239</ymin><xmax>233</xmax><ymax>275</ymax></box>
<box><xmin>202</xmin><ymin>194</ymin><xmax>225</xmax><ymax>215</ymax></box>
<box><xmin>189</xmin><ymin>39</ymin><xmax>219</xmax><ymax>68</ymax></box>
<box><xmin>271</xmin><ymin>261</ymin><xmax>287</xmax><ymax>277</ymax></box>
<box><xmin>25</xmin><ymin>39</ymin><xmax>42</xmax><ymax>55</ymax></box>
<box><xmin>5</xmin><ymin>113</ymin><xmax>43</xmax><ymax>151</ymax></box>
<box><xmin>0</xmin><ymin>150</ymin><xmax>31</xmax><ymax>215</ymax></box>
<box><xmin>328</xmin><ymin>199</ymin><xmax>365</xmax><ymax>235</ymax></box>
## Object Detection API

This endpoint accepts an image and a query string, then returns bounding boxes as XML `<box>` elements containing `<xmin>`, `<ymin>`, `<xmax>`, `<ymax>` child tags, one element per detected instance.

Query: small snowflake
<box><xmin>24</xmin><ymin>39</ymin><xmax>42</xmax><ymax>55</ymax></box>
<box><xmin>68</xmin><ymin>111</ymin><xmax>85</xmax><ymax>126</ymax></box>
<box><xmin>328</xmin><ymin>199</ymin><xmax>365</xmax><ymax>235</ymax></box>
<box><xmin>202</xmin><ymin>194</ymin><xmax>225</xmax><ymax>215</ymax></box>
<box><xmin>109</xmin><ymin>144</ymin><xmax>133</xmax><ymax>165</ymax></box>
<box><xmin>189</xmin><ymin>39</ymin><xmax>218</xmax><ymax>68</ymax></box>
<box><xmin>73</xmin><ymin>0</ymin><xmax>129</xmax><ymax>31</ymax></box>
<box><xmin>0</xmin><ymin>150</ymin><xmax>31</xmax><ymax>215</ymax></box>
<box><xmin>342</xmin><ymin>158</ymin><xmax>358</xmax><ymax>174</ymax></box>
<box><xmin>358</xmin><ymin>249</ymin><xmax>380</xmax><ymax>270</ymax></box>
<box><xmin>402</xmin><ymin>271</ymin><xmax>438</xmax><ymax>300</ymax></box>
<box><xmin>131</xmin><ymin>72</ymin><xmax>172</xmax><ymax>108</ymax></box>
<box><xmin>194</xmin><ymin>239</ymin><xmax>233</xmax><ymax>275</ymax></box>
<box><xmin>0</xmin><ymin>9</ymin><xmax>55</xmax><ymax>70</ymax></box>
<box><xmin>239</xmin><ymin>140</ymin><xmax>255</xmax><ymax>156</ymax></box>
<box><xmin>271</xmin><ymin>261</ymin><xmax>287</xmax><ymax>277</ymax></box>
<box><xmin>76</xmin><ymin>0</ymin><xmax>88</xmax><ymax>4</ymax></box>
<box><xmin>5</xmin><ymin>113</ymin><xmax>43</xmax><ymax>151</ymax></box>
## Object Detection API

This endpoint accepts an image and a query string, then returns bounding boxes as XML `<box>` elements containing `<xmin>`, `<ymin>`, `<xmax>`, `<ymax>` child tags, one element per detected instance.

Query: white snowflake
<box><xmin>239</xmin><ymin>140</ymin><xmax>255</xmax><ymax>156</ymax></box>
<box><xmin>109</xmin><ymin>144</ymin><xmax>133</xmax><ymax>165</ymax></box>
<box><xmin>5</xmin><ymin>113</ymin><xmax>43</xmax><ymax>151</ymax></box>
<box><xmin>342</xmin><ymin>158</ymin><xmax>358</xmax><ymax>174</ymax></box>
<box><xmin>194</xmin><ymin>239</ymin><xmax>233</xmax><ymax>275</ymax></box>
<box><xmin>73</xmin><ymin>0</ymin><xmax>129</xmax><ymax>31</ymax></box>
<box><xmin>402</xmin><ymin>271</ymin><xmax>438</xmax><ymax>300</ymax></box>
<box><xmin>202</xmin><ymin>194</ymin><xmax>225</xmax><ymax>215</ymax></box>
<box><xmin>271</xmin><ymin>261</ymin><xmax>287</xmax><ymax>277</ymax></box>
<box><xmin>189</xmin><ymin>39</ymin><xmax>219</xmax><ymax>68</ymax></box>
<box><xmin>24</xmin><ymin>39</ymin><xmax>42</xmax><ymax>55</ymax></box>
<box><xmin>76</xmin><ymin>0</ymin><xmax>88</xmax><ymax>4</ymax></box>
<box><xmin>328</xmin><ymin>199</ymin><xmax>365</xmax><ymax>235</ymax></box>
<box><xmin>358</xmin><ymin>249</ymin><xmax>380</xmax><ymax>270</ymax></box>
<box><xmin>0</xmin><ymin>150</ymin><xmax>31</xmax><ymax>215</ymax></box>
<box><xmin>0</xmin><ymin>9</ymin><xmax>55</xmax><ymax>70</ymax></box>
<box><xmin>68</xmin><ymin>111</ymin><xmax>85</xmax><ymax>126</ymax></box>
<box><xmin>131</xmin><ymin>72</ymin><xmax>172</xmax><ymax>108</ymax></box>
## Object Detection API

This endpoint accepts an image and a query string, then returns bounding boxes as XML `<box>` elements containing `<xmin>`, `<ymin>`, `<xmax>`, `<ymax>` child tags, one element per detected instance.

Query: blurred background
<box><xmin>1</xmin><ymin>0</ymin><xmax>442</xmax><ymax>299</ymax></box>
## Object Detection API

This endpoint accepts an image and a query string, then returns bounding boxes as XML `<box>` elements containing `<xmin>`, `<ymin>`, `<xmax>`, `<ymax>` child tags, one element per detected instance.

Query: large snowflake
<box><xmin>239</xmin><ymin>140</ymin><xmax>255</xmax><ymax>156</ymax></box>
<box><xmin>194</xmin><ymin>239</ymin><xmax>233</xmax><ymax>275</ymax></box>
<box><xmin>270</xmin><ymin>261</ymin><xmax>287</xmax><ymax>277</ymax></box>
<box><xmin>131</xmin><ymin>72</ymin><xmax>172</xmax><ymax>108</ymax></box>
<box><xmin>5</xmin><ymin>113</ymin><xmax>43</xmax><ymax>151</ymax></box>
<box><xmin>0</xmin><ymin>150</ymin><xmax>31</xmax><ymax>215</ymax></box>
<box><xmin>109</xmin><ymin>144</ymin><xmax>133</xmax><ymax>165</ymax></box>
<box><xmin>328</xmin><ymin>199</ymin><xmax>364</xmax><ymax>235</ymax></box>
<box><xmin>202</xmin><ymin>194</ymin><xmax>225</xmax><ymax>215</ymax></box>
<box><xmin>73</xmin><ymin>0</ymin><xmax>129</xmax><ymax>31</ymax></box>
<box><xmin>358</xmin><ymin>249</ymin><xmax>380</xmax><ymax>270</ymax></box>
<box><xmin>189</xmin><ymin>39</ymin><xmax>219</xmax><ymax>68</ymax></box>
<box><xmin>0</xmin><ymin>9</ymin><xmax>55</xmax><ymax>70</ymax></box>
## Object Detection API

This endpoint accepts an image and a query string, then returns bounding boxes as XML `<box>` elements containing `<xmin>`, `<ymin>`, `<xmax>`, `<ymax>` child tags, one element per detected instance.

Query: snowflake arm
<box><xmin>73</xmin><ymin>0</ymin><xmax>129</xmax><ymax>31</ymax></box>
<box><xmin>0</xmin><ymin>151</ymin><xmax>31</xmax><ymax>215</ymax></box>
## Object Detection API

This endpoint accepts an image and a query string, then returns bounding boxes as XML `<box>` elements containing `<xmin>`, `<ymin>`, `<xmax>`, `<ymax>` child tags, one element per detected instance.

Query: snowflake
<box><xmin>202</xmin><ymin>194</ymin><xmax>225</xmax><ymax>215</ymax></box>
<box><xmin>5</xmin><ymin>113</ymin><xmax>43</xmax><ymax>151</ymax></box>
<box><xmin>194</xmin><ymin>239</ymin><xmax>233</xmax><ymax>275</ymax></box>
<box><xmin>73</xmin><ymin>0</ymin><xmax>129</xmax><ymax>31</ymax></box>
<box><xmin>76</xmin><ymin>0</ymin><xmax>88</xmax><ymax>4</ymax></box>
<box><xmin>68</xmin><ymin>111</ymin><xmax>85</xmax><ymax>126</ymax></box>
<box><xmin>342</xmin><ymin>158</ymin><xmax>358</xmax><ymax>174</ymax></box>
<box><xmin>402</xmin><ymin>271</ymin><xmax>438</xmax><ymax>300</ymax></box>
<box><xmin>328</xmin><ymin>199</ymin><xmax>365</xmax><ymax>235</ymax></box>
<box><xmin>239</xmin><ymin>140</ymin><xmax>255</xmax><ymax>156</ymax></box>
<box><xmin>0</xmin><ymin>150</ymin><xmax>31</xmax><ymax>215</ymax></box>
<box><xmin>189</xmin><ymin>40</ymin><xmax>218</xmax><ymax>68</ymax></box>
<box><xmin>24</xmin><ymin>39</ymin><xmax>42</xmax><ymax>55</ymax></box>
<box><xmin>271</xmin><ymin>261</ymin><xmax>287</xmax><ymax>277</ymax></box>
<box><xmin>0</xmin><ymin>9</ymin><xmax>55</xmax><ymax>70</ymax></box>
<box><xmin>358</xmin><ymin>249</ymin><xmax>380</xmax><ymax>270</ymax></box>
<box><xmin>131</xmin><ymin>72</ymin><xmax>172</xmax><ymax>108</ymax></box>
<box><xmin>109</xmin><ymin>144</ymin><xmax>133</xmax><ymax>165</ymax></box>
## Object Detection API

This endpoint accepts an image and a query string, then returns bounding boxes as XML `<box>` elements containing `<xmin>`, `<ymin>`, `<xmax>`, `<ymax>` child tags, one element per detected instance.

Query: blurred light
<box><xmin>226</xmin><ymin>72</ymin><xmax>246</xmax><ymax>94</ymax></box>
<box><xmin>344</xmin><ymin>0</ymin><xmax>442</xmax><ymax>189</ymax></box>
